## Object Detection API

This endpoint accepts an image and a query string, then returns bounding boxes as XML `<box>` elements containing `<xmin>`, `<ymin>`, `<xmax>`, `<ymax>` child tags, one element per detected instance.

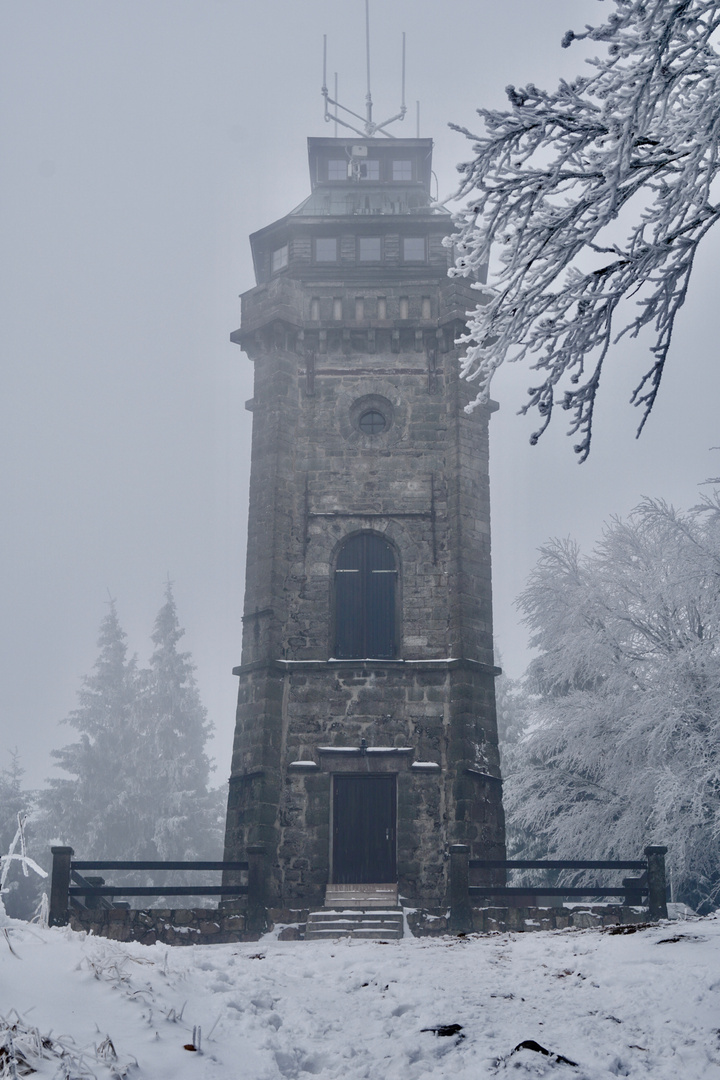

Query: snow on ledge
<box><xmin>317</xmin><ymin>746</ymin><xmax>414</xmax><ymax>754</ymax></box>
<box><xmin>410</xmin><ymin>761</ymin><xmax>441</xmax><ymax>771</ymax></box>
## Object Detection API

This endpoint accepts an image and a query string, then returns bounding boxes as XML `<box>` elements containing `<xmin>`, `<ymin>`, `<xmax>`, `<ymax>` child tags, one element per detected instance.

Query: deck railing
<box><xmin>49</xmin><ymin>845</ymin><xmax>268</xmax><ymax>931</ymax></box>
<box><xmin>449</xmin><ymin>845</ymin><xmax>668</xmax><ymax>932</ymax></box>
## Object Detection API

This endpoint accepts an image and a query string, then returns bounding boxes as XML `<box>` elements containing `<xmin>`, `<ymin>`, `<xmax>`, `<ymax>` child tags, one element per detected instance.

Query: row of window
<box><xmin>271</xmin><ymin>236</ymin><xmax>427</xmax><ymax>273</ymax></box>
<box><xmin>309</xmin><ymin>296</ymin><xmax>433</xmax><ymax>321</ymax></box>
<box><xmin>325</xmin><ymin>158</ymin><xmax>414</xmax><ymax>183</ymax></box>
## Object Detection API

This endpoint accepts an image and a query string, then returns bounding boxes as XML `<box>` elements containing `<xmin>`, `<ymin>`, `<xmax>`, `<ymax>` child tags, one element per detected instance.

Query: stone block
<box><xmin>571</xmin><ymin>911</ymin><xmax>602</xmax><ymax>929</ymax></box>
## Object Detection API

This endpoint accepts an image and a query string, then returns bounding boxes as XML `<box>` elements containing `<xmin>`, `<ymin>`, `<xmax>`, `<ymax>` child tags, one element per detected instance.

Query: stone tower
<box><xmin>223</xmin><ymin>135</ymin><xmax>505</xmax><ymax>910</ymax></box>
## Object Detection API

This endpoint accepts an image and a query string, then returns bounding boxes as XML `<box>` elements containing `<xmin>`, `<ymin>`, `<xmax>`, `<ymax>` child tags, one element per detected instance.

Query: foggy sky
<box><xmin>3</xmin><ymin>0</ymin><xmax>720</xmax><ymax>789</ymax></box>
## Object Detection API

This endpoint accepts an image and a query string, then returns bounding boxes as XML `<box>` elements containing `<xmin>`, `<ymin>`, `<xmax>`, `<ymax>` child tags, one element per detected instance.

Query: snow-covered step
<box><xmin>305</xmin><ymin>909</ymin><xmax>403</xmax><ymax>940</ymax></box>
<box><xmin>324</xmin><ymin>883</ymin><xmax>398</xmax><ymax>908</ymax></box>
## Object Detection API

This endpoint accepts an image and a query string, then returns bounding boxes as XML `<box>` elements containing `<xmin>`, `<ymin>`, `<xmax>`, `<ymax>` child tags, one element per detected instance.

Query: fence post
<box><xmin>449</xmin><ymin>844</ymin><xmax>472</xmax><ymax>933</ymax></box>
<box><xmin>84</xmin><ymin>877</ymin><xmax>105</xmax><ymax>909</ymax></box>
<box><xmin>49</xmin><ymin>846</ymin><xmax>74</xmax><ymax>927</ymax></box>
<box><xmin>645</xmin><ymin>846</ymin><xmax>668</xmax><ymax>920</ymax></box>
<box><xmin>622</xmin><ymin>876</ymin><xmax>643</xmax><ymax>907</ymax></box>
<box><xmin>246</xmin><ymin>844</ymin><xmax>268</xmax><ymax>934</ymax></box>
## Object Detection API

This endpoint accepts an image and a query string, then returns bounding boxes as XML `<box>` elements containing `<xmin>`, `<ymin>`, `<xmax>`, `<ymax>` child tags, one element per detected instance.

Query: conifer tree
<box><xmin>38</xmin><ymin>600</ymin><xmax>141</xmax><ymax>858</ymax></box>
<box><xmin>38</xmin><ymin>590</ymin><xmax>224</xmax><ymax>865</ymax></box>
<box><xmin>133</xmin><ymin>582</ymin><xmax>223</xmax><ymax>860</ymax></box>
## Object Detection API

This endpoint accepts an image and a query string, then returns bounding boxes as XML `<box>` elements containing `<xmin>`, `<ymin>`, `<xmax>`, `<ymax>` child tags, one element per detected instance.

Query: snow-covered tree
<box><xmin>38</xmin><ymin>591</ymin><xmax>223</xmax><ymax>866</ymax></box>
<box><xmin>451</xmin><ymin>0</ymin><xmax>720</xmax><ymax>459</ymax></box>
<box><xmin>0</xmin><ymin>751</ymin><xmax>40</xmax><ymax>918</ymax></box>
<box><xmin>506</xmin><ymin>493</ymin><xmax>720</xmax><ymax>911</ymax></box>
<box><xmin>39</xmin><ymin>600</ymin><xmax>141</xmax><ymax>859</ymax></box>
<box><xmin>133</xmin><ymin>582</ymin><xmax>224</xmax><ymax>860</ymax></box>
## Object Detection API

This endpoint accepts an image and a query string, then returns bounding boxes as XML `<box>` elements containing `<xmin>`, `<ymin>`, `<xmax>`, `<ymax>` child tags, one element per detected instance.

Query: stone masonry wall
<box><xmin>69</xmin><ymin>903</ymin><xmax>651</xmax><ymax>945</ymax></box>
<box><xmin>223</xmin><ymin>659</ymin><xmax>505</xmax><ymax>907</ymax></box>
<box><xmin>223</xmin><ymin>232</ymin><xmax>506</xmax><ymax>906</ymax></box>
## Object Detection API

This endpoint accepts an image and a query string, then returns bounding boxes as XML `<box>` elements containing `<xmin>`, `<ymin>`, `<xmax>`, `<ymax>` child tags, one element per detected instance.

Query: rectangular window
<box><xmin>358</xmin><ymin>236</ymin><xmax>382</xmax><ymax>262</ymax></box>
<box><xmin>377</xmin><ymin>296</ymin><xmax>387</xmax><ymax>320</ymax></box>
<box><xmin>328</xmin><ymin>159</ymin><xmax>348</xmax><ymax>180</ymax></box>
<box><xmin>271</xmin><ymin>244</ymin><xmax>288</xmax><ymax>272</ymax></box>
<box><xmin>392</xmin><ymin>160</ymin><xmax>413</xmax><ymax>181</ymax></box>
<box><xmin>315</xmin><ymin>237</ymin><xmax>338</xmax><ymax>262</ymax></box>
<box><xmin>422</xmin><ymin>297</ymin><xmax>432</xmax><ymax>319</ymax></box>
<box><xmin>359</xmin><ymin>159</ymin><xmax>380</xmax><ymax>180</ymax></box>
<box><xmin>399</xmin><ymin>297</ymin><xmax>409</xmax><ymax>320</ymax></box>
<box><xmin>355</xmin><ymin>297</ymin><xmax>364</xmax><ymax>321</ymax></box>
<box><xmin>310</xmin><ymin>298</ymin><xmax>320</xmax><ymax>321</ymax></box>
<box><xmin>333</xmin><ymin>297</ymin><xmax>343</xmax><ymax>320</ymax></box>
<box><xmin>403</xmin><ymin>237</ymin><xmax>426</xmax><ymax>261</ymax></box>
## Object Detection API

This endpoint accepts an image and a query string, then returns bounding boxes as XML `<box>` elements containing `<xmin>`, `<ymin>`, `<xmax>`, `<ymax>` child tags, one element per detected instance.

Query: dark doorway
<box><xmin>332</xmin><ymin>774</ymin><xmax>397</xmax><ymax>883</ymax></box>
<box><xmin>334</xmin><ymin>533</ymin><xmax>397</xmax><ymax>658</ymax></box>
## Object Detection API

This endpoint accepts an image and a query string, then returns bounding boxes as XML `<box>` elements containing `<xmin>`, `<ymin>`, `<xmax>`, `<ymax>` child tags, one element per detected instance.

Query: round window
<box><xmin>358</xmin><ymin>409</ymin><xmax>387</xmax><ymax>435</ymax></box>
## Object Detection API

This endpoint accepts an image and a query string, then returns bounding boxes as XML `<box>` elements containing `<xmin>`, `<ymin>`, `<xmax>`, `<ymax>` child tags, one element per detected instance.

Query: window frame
<box><xmin>315</xmin><ymin>237</ymin><xmax>339</xmax><ymax>263</ymax></box>
<box><xmin>327</xmin><ymin>159</ymin><xmax>348</xmax><ymax>181</ymax></box>
<box><xmin>271</xmin><ymin>244</ymin><xmax>289</xmax><ymax>273</ymax></box>
<box><xmin>358</xmin><ymin>159</ymin><xmax>380</xmax><ymax>181</ymax></box>
<box><xmin>402</xmin><ymin>236</ymin><xmax>426</xmax><ymax>262</ymax></box>
<box><xmin>357</xmin><ymin>236</ymin><xmax>383</xmax><ymax>263</ymax></box>
<box><xmin>392</xmin><ymin>159</ymin><xmax>413</xmax><ymax>182</ymax></box>
<box><xmin>332</xmin><ymin>532</ymin><xmax>400</xmax><ymax>660</ymax></box>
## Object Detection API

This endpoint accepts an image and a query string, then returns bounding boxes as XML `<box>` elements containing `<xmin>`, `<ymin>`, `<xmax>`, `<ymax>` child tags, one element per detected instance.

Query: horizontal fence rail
<box><xmin>71</xmin><ymin>861</ymin><xmax>248</xmax><ymax>871</ymax></box>
<box><xmin>49</xmin><ymin>846</ymin><xmax>268</xmax><ymax>930</ymax></box>
<box><xmin>468</xmin><ymin>886</ymin><xmax>647</xmax><ymax>898</ymax></box>
<box><xmin>449</xmin><ymin>844</ymin><xmax>668</xmax><ymax>933</ymax></box>
<box><xmin>470</xmin><ymin>859</ymin><xmax>647</xmax><ymax>871</ymax></box>
<box><xmin>68</xmin><ymin>884</ymin><xmax>249</xmax><ymax>898</ymax></box>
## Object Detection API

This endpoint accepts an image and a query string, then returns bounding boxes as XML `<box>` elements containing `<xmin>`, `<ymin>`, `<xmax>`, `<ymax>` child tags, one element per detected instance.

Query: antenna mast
<box><xmin>322</xmin><ymin>1</ymin><xmax>407</xmax><ymax>138</ymax></box>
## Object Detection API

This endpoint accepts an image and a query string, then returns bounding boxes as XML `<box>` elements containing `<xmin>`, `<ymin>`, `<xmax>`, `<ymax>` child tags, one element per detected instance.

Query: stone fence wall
<box><xmin>69</xmin><ymin>901</ymin><xmax>651</xmax><ymax>945</ymax></box>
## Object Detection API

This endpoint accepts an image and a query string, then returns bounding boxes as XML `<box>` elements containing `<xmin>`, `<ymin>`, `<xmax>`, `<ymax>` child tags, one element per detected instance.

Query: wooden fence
<box><xmin>449</xmin><ymin>844</ymin><xmax>668</xmax><ymax>932</ymax></box>
<box><xmin>48</xmin><ymin>845</ymin><xmax>268</xmax><ymax>932</ymax></box>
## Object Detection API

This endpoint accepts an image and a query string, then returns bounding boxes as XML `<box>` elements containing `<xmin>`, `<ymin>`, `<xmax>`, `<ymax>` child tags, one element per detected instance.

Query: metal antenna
<box><xmin>365</xmin><ymin>0</ymin><xmax>372</xmax><ymax>132</ymax></box>
<box><xmin>321</xmin><ymin>2</ymin><xmax>408</xmax><ymax>138</ymax></box>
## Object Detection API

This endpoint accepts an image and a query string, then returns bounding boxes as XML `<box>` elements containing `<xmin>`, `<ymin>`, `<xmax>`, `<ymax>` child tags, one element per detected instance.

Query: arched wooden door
<box><xmin>334</xmin><ymin>533</ymin><xmax>397</xmax><ymax>659</ymax></box>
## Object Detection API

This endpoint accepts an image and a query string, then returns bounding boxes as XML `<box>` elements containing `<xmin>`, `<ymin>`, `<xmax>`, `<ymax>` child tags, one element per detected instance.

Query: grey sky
<box><xmin>3</xmin><ymin>0</ymin><xmax>719</xmax><ymax>789</ymax></box>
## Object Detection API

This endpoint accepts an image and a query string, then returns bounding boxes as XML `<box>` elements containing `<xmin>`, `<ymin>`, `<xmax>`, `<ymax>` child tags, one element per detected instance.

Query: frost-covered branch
<box><xmin>505</xmin><ymin>493</ymin><xmax>720</xmax><ymax>909</ymax></box>
<box><xmin>451</xmin><ymin>0</ymin><xmax>720</xmax><ymax>459</ymax></box>
<box><xmin>0</xmin><ymin>814</ymin><xmax>47</xmax><ymax>924</ymax></box>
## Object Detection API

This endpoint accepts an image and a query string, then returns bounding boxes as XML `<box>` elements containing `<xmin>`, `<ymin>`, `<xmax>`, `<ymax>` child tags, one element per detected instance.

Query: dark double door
<box><xmin>332</xmin><ymin>775</ymin><xmax>396</xmax><ymax>884</ymax></box>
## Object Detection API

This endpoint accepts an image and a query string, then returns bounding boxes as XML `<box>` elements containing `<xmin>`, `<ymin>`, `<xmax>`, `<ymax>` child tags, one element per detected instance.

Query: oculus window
<box><xmin>392</xmin><ymin>160</ymin><xmax>413</xmax><ymax>181</ymax></box>
<box><xmin>327</xmin><ymin>159</ymin><xmax>348</xmax><ymax>180</ymax></box>
<box><xmin>334</xmin><ymin>534</ymin><xmax>397</xmax><ymax>659</ymax></box>
<box><xmin>315</xmin><ymin>238</ymin><xmax>338</xmax><ymax>262</ymax></box>
<box><xmin>358</xmin><ymin>409</ymin><xmax>387</xmax><ymax>435</ymax></box>
<box><xmin>271</xmin><ymin>244</ymin><xmax>288</xmax><ymax>273</ymax></box>
<box><xmin>403</xmin><ymin>237</ymin><xmax>426</xmax><ymax>261</ymax></box>
<box><xmin>358</xmin><ymin>236</ymin><xmax>382</xmax><ymax>262</ymax></box>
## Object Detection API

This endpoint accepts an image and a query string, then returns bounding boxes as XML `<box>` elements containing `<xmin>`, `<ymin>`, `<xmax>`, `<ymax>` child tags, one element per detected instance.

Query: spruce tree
<box><xmin>39</xmin><ymin>589</ymin><xmax>223</xmax><ymax>872</ymax></box>
<box><xmin>133</xmin><ymin>582</ymin><xmax>223</xmax><ymax>860</ymax></box>
<box><xmin>39</xmin><ymin>600</ymin><xmax>141</xmax><ymax>859</ymax></box>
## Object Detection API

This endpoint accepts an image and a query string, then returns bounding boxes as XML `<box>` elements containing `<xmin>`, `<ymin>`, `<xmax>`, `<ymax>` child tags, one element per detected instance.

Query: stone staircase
<box><xmin>304</xmin><ymin>908</ymin><xmax>404</xmax><ymax>940</ymax></box>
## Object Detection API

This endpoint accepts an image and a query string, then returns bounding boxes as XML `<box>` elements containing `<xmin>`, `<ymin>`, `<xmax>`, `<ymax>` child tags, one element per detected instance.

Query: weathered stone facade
<box><xmin>68</xmin><ymin>903</ymin><xmax>648</xmax><ymax>945</ymax></box>
<box><xmin>223</xmin><ymin>136</ymin><xmax>506</xmax><ymax>908</ymax></box>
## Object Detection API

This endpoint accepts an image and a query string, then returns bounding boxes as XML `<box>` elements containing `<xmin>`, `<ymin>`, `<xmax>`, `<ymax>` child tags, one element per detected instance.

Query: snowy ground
<box><xmin>2</xmin><ymin>914</ymin><xmax>719</xmax><ymax>1079</ymax></box>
